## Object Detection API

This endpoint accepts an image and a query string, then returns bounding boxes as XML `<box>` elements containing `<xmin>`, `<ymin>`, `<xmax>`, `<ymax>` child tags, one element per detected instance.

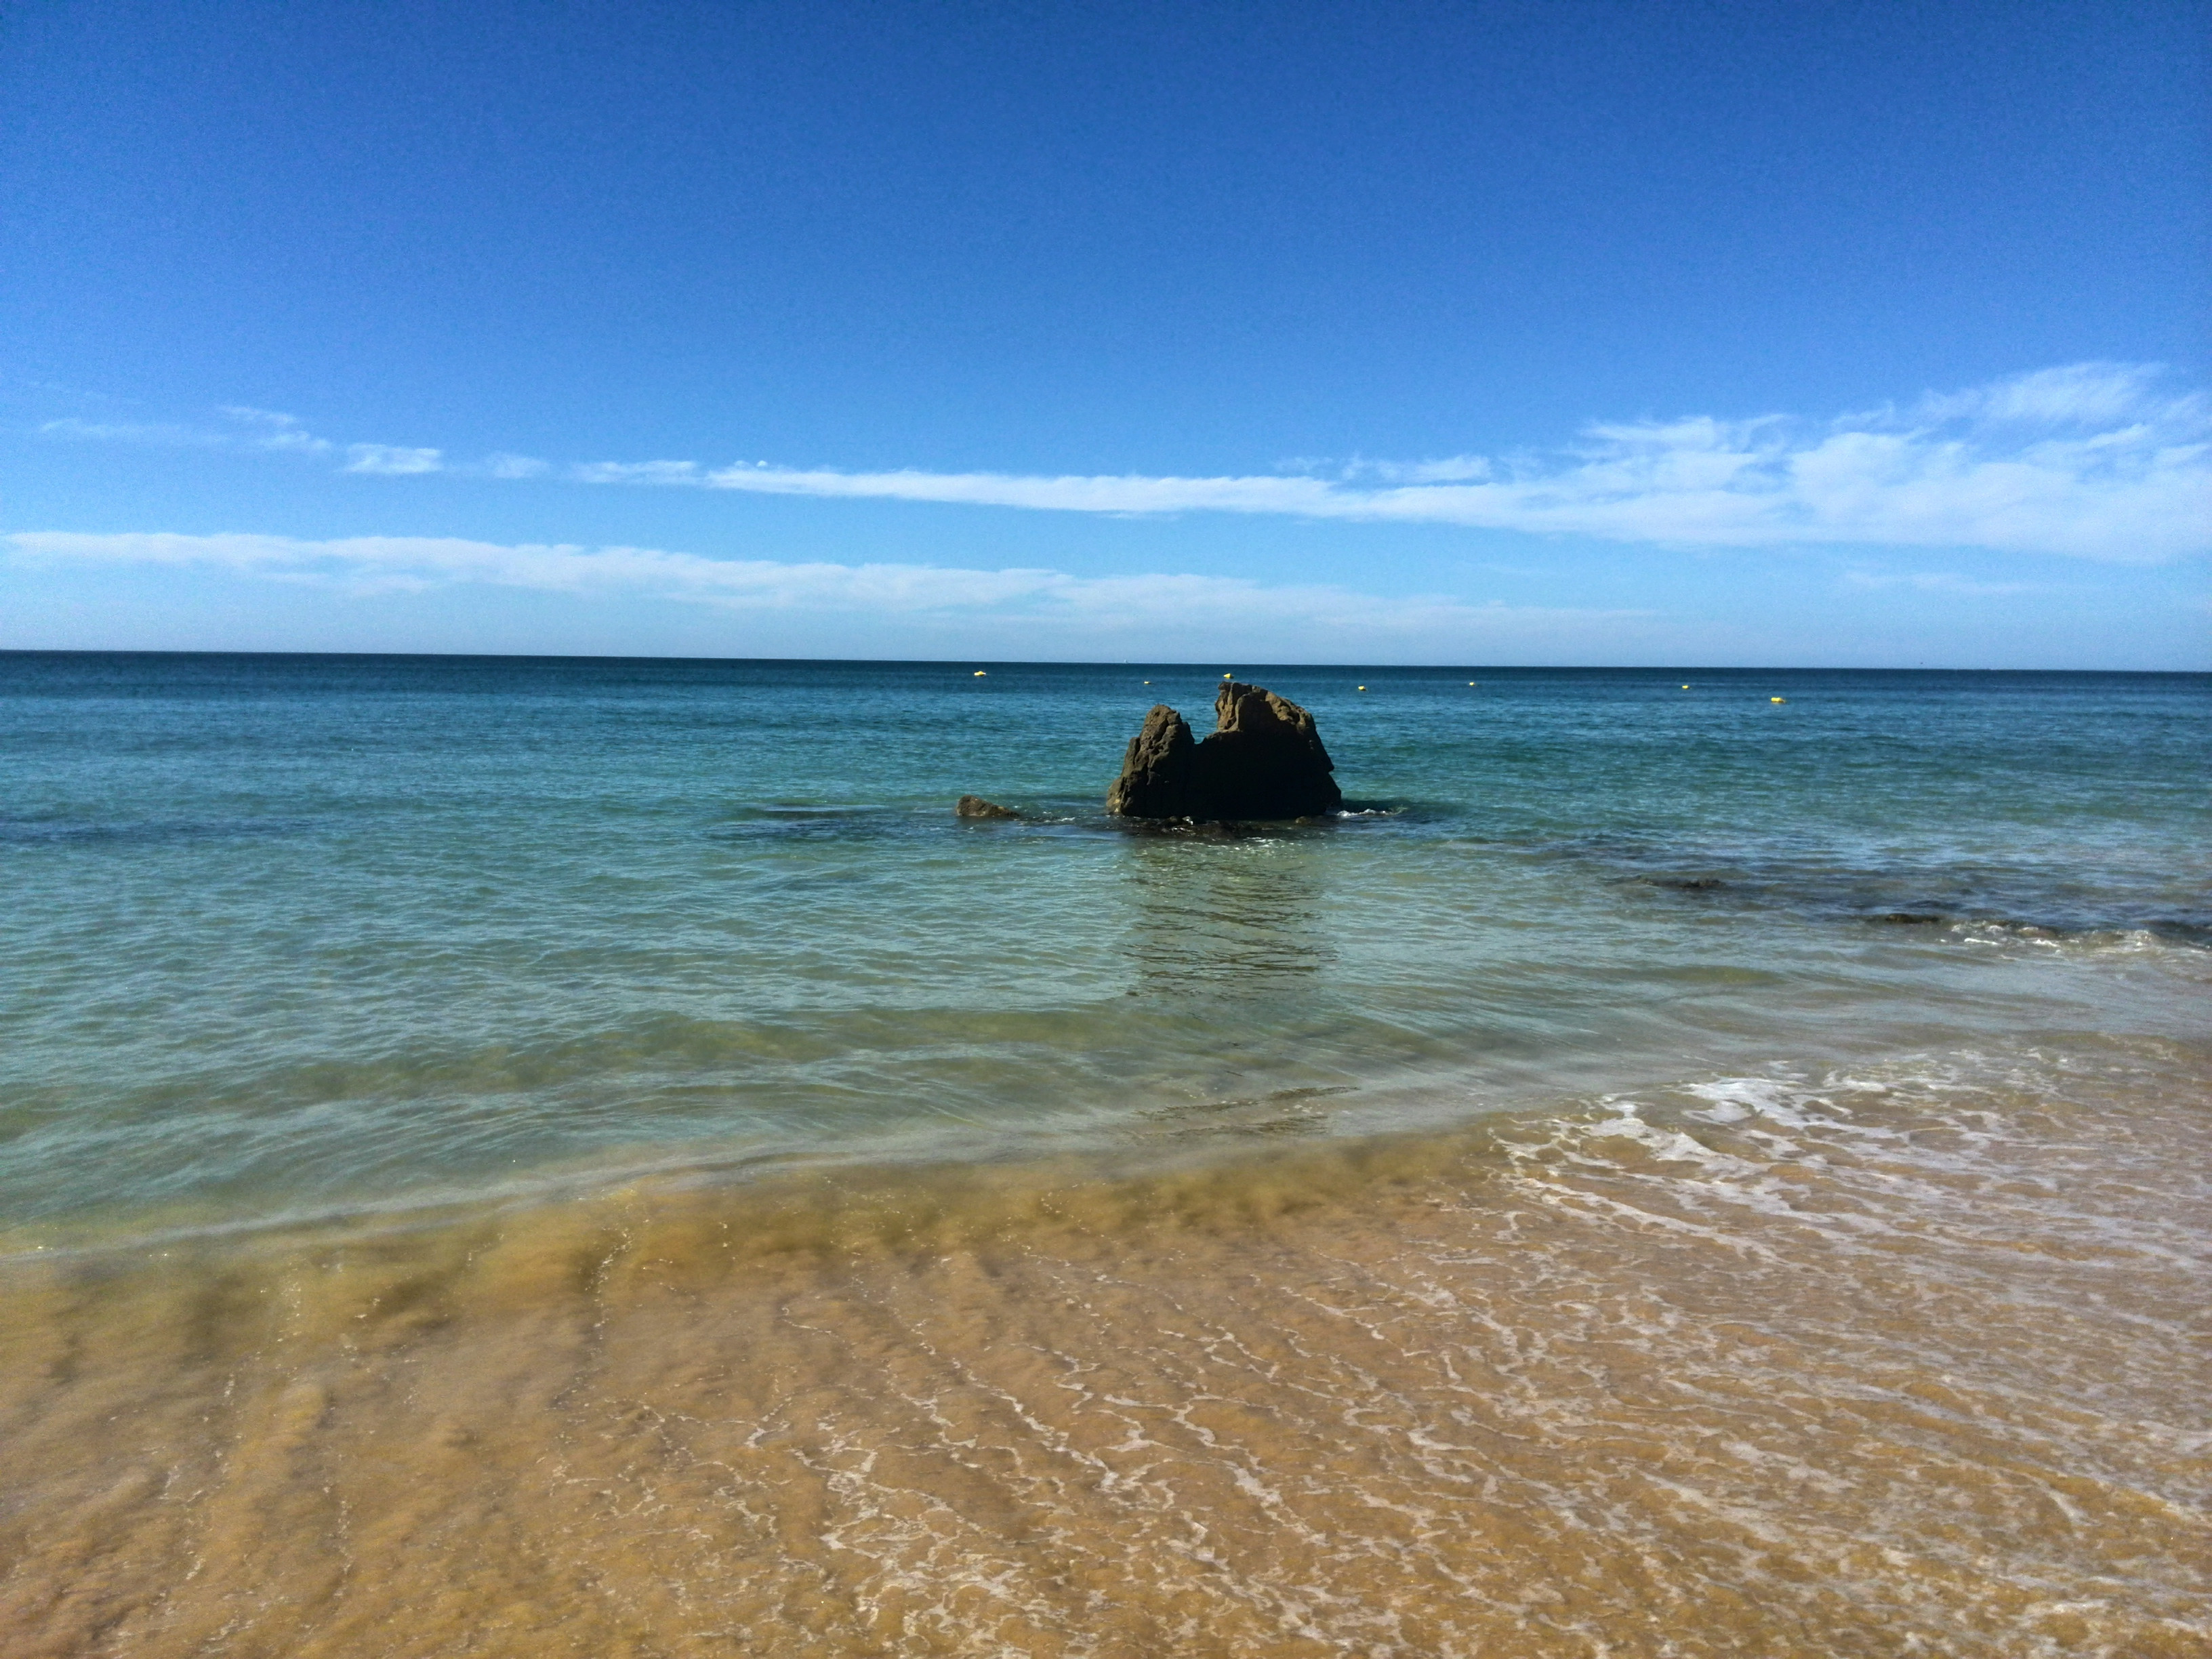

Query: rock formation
<box><xmin>956</xmin><ymin>795</ymin><xmax>1020</xmax><ymax>819</ymax></box>
<box><xmin>1107</xmin><ymin>682</ymin><xmax>1342</xmax><ymax>821</ymax></box>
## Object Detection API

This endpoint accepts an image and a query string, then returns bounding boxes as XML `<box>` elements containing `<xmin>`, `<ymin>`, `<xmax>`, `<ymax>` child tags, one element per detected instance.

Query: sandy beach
<box><xmin>7</xmin><ymin>1042</ymin><xmax>2206</xmax><ymax>1658</ymax></box>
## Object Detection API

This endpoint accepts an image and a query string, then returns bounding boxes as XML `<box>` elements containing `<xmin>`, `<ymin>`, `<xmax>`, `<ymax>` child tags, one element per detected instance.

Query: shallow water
<box><xmin>1</xmin><ymin>655</ymin><xmax>2207</xmax><ymax>1655</ymax></box>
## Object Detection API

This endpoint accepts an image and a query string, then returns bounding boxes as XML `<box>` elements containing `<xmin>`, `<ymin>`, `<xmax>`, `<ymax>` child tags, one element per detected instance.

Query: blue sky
<box><xmin>3</xmin><ymin>0</ymin><xmax>2206</xmax><ymax>665</ymax></box>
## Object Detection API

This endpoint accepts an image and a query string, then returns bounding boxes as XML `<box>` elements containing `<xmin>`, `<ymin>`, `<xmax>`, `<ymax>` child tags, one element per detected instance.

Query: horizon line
<box><xmin>1</xmin><ymin>648</ymin><xmax>2200</xmax><ymax>676</ymax></box>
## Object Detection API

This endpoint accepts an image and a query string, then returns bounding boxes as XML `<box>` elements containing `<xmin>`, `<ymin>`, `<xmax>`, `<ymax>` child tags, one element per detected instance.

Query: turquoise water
<box><xmin>3</xmin><ymin>653</ymin><xmax>2207</xmax><ymax>1245</ymax></box>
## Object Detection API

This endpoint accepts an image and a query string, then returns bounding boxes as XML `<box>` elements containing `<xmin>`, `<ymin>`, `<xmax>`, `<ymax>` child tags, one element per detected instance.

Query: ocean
<box><xmin>2</xmin><ymin>653</ymin><xmax>2207</xmax><ymax>1656</ymax></box>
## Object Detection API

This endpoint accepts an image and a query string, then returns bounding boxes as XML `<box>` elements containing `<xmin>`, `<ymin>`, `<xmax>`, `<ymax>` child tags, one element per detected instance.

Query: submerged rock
<box><xmin>1107</xmin><ymin>682</ymin><xmax>1342</xmax><ymax>821</ymax></box>
<box><xmin>955</xmin><ymin>795</ymin><xmax>1020</xmax><ymax>819</ymax></box>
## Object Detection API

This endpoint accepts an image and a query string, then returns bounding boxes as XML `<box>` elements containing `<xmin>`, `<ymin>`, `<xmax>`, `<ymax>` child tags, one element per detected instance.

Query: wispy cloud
<box><xmin>31</xmin><ymin>364</ymin><xmax>2207</xmax><ymax>561</ymax></box>
<box><xmin>573</xmin><ymin>459</ymin><xmax>699</xmax><ymax>485</ymax></box>
<box><xmin>599</xmin><ymin>363</ymin><xmax>2200</xmax><ymax>562</ymax></box>
<box><xmin>41</xmin><ymin>405</ymin><xmax>335</xmax><ymax>456</ymax></box>
<box><xmin>41</xmin><ymin>416</ymin><xmax>224</xmax><ymax>448</ymax></box>
<box><xmin>217</xmin><ymin>407</ymin><xmax>332</xmax><ymax>454</ymax></box>
<box><xmin>1900</xmin><ymin>361</ymin><xmax>2179</xmax><ymax>427</ymax></box>
<box><xmin>35</xmin><ymin>405</ymin><xmax>535</xmax><ymax>480</ymax></box>
<box><xmin>1</xmin><ymin>531</ymin><xmax>1643</xmax><ymax>641</ymax></box>
<box><xmin>1840</xmin><ymin>569</ymin><xmax>2053</xmax><ymax>598</ymax></box>
<box><xmin>344</xmin><ymin>443</ymin><xmax>443</xmax><ymax>475</ymax></box>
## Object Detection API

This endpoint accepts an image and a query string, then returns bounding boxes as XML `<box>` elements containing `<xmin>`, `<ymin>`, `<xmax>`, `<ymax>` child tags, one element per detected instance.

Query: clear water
<box><xmin>2</xmin><ymin>653</ymin><xmax>2206</xmax><ymax>1246</ymax></box>
<box><xmin>7</xmin><ymin>653</ymin><xmax>2211</xmax><ymax>1657</ymax></box>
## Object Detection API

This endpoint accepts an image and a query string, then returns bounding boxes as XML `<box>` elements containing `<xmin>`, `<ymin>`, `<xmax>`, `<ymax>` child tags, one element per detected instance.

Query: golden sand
<box><xmin>3</xmin><ymin>1054</ymin><xmax>2207</xmax><ymax>1657</ymax></box>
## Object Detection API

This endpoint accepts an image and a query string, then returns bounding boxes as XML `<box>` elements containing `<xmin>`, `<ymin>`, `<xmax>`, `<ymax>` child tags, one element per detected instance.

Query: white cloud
<box><xmin>32</xmin><ymin>364</ymin><xmax>2205</xmax><ymax>562</ymax></box>
<box><xmin>39</xmin><ymin>407</ymin><xmax>333</xmax><ymax>455</ymax></box>
<box><xmin>693</xmin><ymin>462</ymin><xmax>1345</xmax><ymax>516</ymax></box>
<box><xmin>566</xmin><ymin>363</ymin><xmax>2207</xmax><ymax>562</ymax></box>
<box><xmin>40</xmin><ymin>416</ymin><xmax>224</xmax><ymax>447</ymax></box>
<box><xmin>1348</xmin><ymin>455</ymin><xmax>1496</xmax><ymax>484</ymax></box>
<box><xmin>572</xmin><ymin>459</ymin><xmax>700</xmax><ymax>485</ymax></box>
<box><xmin>1840</xmin><ymin>569</ymin><xmax>2051</xmax><ymax>598</ymax></box>
<box><xmin>217</xmin><ymin>407</ymin><xmax>333</xmax><ymax>454</ymax></box>
<box><xmin>1903</xmin><ymin>362</ymin><xmax>2184</xmax><ymax>427</ymax></box>
<box><xmin>1</xmin><ymin>531</ymin><xmax>1643</xmax><ymax>642</ymax></box>
<box><xmin>344</xmin><ymin>444</ymin><xmax>444</xmax><ymax>475</ymax></box>
<box><xmin>41</xmin><ymin>405</ymin><xmax>336</xmax><ymax>459</ymax></box>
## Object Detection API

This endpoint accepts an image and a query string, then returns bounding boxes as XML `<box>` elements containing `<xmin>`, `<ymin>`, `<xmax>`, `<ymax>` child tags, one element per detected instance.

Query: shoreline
<box><xmin>5</xmin><ymin>1038</ymin><xmax>2206</xmax><ymax>1657</ymax></box>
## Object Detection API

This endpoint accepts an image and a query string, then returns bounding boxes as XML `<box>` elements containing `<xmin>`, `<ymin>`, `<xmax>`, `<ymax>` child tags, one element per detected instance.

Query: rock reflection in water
<box><xmin>1121</xmin><ymin>835</ymin><xmax>1335</xmax><ymax>994</ymax></box>
<box><xmin>1115</xmin><ymin>835</ymin><xmax>1347</xmax><ymax>1141</ymax></box>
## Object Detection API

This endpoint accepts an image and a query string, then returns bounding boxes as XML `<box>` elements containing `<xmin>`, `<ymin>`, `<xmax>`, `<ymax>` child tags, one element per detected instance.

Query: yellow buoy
<box><xmin>1681</xmin><ymin>684</ymin><xmax>1690</xmax><ymax>689</ymax></box>
<box><xmin>1357</xmin><ymin>684</ymin><xmax>1366</xmax><ymax>691</ymax></box>
<box><xmin>1468</xmin><ymin>680</ymin><xmax>1477</xmax><ymax>686</ymax></box>
<box><xmin>1770</xmin><ymin>695</ymin><xmax>1786</xmax><ymax>703</ymax></box>
<box><xmin>973</xmin><ymin>670</ymin><xmax>987</xmax><ymax>677</ymax></box>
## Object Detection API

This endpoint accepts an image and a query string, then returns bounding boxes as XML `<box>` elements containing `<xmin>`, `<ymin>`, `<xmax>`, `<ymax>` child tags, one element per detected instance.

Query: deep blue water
<box><xmin>3</xmin><ymin>653</ymin><xmax>2206</xmax><ymax>1244</ymax></box>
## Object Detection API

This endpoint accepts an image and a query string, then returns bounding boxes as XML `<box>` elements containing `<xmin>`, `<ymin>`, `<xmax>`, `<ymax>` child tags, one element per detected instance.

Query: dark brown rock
<box><xmin>1107</xmin><ymin>682</ymin><xmax>1342</xmax><ymax>821</ymax></box>
<box><xmin>1104</xmin><ymin>705</ymin><xmax>1199</xmax><ymax>818</ymax></box>
<box><xmin>955</xmin><ymin>795</ymin><xmax>1019</xmax><ymax>819</ymax></box>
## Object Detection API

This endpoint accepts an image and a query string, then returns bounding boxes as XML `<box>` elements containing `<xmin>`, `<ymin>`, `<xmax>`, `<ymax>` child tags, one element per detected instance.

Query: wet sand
<box><xmin>3</xmin><ymin>1046</ymin><xmax>2207</xmax><ymax>1658</ymax></box>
